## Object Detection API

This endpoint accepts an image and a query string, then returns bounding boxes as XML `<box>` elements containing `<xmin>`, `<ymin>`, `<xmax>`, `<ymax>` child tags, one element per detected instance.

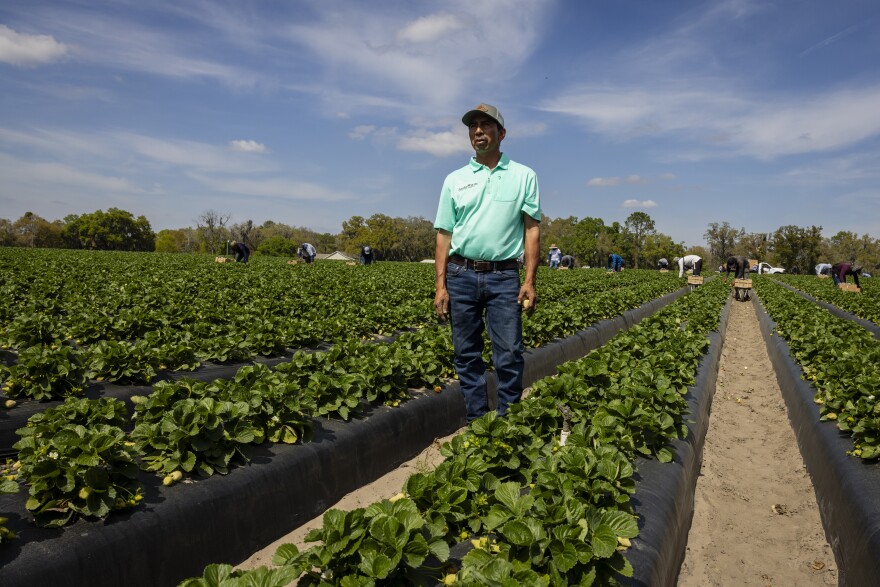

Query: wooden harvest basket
<box><xmin>733</xmin><ymin>279</ymin><xmax>753</xmax><ymax>288</ymax></box>
<box><xmin>839</xmin><ymin>283</ymin><xmax>861</xmax><ymax>293</ymax></box>
<box><xmin>687</xmin><ymin>276</ymin><xmax>704</xmax><ymax>285</ymax></box>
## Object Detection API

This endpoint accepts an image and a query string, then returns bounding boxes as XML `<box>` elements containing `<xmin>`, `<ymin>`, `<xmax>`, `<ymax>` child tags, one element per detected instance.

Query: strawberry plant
<box><xmin>13</xmin><ymin>398</ymin><xmax>144</xmax><ymax>527</ymax></box>
<box><xmin>274</xmin><ymin>497</ymin><xmax>450</xmax><ymax>585</ymax></box>
<box><xmin>131</xmin><ymin>386</ymin><xmax>264</xmax><ymax>476</ymax></box>
<box><xmin>1</xmin><ymin>344</ymin><xmax>88</xmax><ymax>400</ymax></box>
<box><xmin>1</xmin><ymin>459</ymin><xmax>20</xmax><ymax>543</ymax></box>
<box><xmin>87</xmin><ymin>339</ymin><xmax>158</xmax><ymax>383</ymax></box>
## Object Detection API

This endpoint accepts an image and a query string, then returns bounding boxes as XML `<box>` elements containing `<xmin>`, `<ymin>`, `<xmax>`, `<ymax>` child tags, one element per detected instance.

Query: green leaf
<box><xmin>271</xmin><ymin>543</ymin><xmax>300</xmax><ymax>566</ymax></box>
<box><xmin>591</xmin><ymin>524</ymin><xmax>618</xmax><ymax>559</ymax></box>
<box><xmin>359</xmin><ymin>551</ymin><xmax>394</xmax><ymax>579</ymax></box>
<box><xmin>501</xmin><ymin>519</ymin><xmax>536</xmax><ymax>546</ymax></box>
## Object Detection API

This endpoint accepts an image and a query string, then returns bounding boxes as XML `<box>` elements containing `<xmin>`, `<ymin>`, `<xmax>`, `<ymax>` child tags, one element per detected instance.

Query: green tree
<box><xmin>704</xmin><ymin>222</ymin><xmax>745</xmax><ymax>267</ymax></box>
<box><xmin>737</xmin><ymin>232</ymin><xmax>771</xmax><ymax>263</ymax></box>
<box><xmin>12</xmin><ymin>212</ymin><xmax>63</xmax><ymax>248</ymax></box>
<box><xmin>154</xmin><ymin>228</ymin><xmax>199</xmax><ymax>253</ymax></box>
<box><xmin>642</xmin><ymin>233</ymin><xmax>685</xmax><ymax>268</ymax></box>
<box><xmin>770</xmin><ymin>225</ymin><xmax>823</xmax><ymax>274</ymax></box>
<box><xmin>64</xmin><ymin>208</ymin><xmax>154</xmax><ymax>251</ymax></box>
<box><xmin>623</xmin><ymin>211</ymin><xmax>656</xmax><ymax>269</ymax></box>
<box><xmin>823</xmin><ymin>230</ymin><xmax>880</xmax><ymax>268</ymax></box>
<box><xmin>256</xmin><ymin>235</ymin><xmax>299</xmax><ymax>257</ymax></box>
<box><xmin>395</xmin><ymin>217</ymin><xmax>435</xmax><ymax>261</ymax></box>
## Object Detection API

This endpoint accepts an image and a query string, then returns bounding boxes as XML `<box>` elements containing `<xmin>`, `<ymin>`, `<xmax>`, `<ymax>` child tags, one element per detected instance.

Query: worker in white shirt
<box><xmin>674</xmin><ymin>254</ymin><xmax>703</xmax><ymax>278</ymax></box>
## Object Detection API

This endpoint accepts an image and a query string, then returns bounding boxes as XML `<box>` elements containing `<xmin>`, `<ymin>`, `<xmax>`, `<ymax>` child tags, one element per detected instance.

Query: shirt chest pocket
<box><xmin>490</xmin><ymin>175</ymin><xmax>517</xmax><ymax>202</ymax></box>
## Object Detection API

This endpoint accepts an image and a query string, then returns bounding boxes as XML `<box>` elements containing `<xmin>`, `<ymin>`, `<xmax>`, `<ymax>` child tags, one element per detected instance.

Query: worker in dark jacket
<box><xmin>657</xmin><ymin>258</ymin><xmax>669</xmax><ymax>270</ymax></box>
<box><xmin>360</xmin><ymin>245</ymin><xmax>374</xmax><ymax>265</ymax></box>
<box><xmin>230</xmin><ymin>240</ymin><xmax>250</xmax><ymax>263</ymax></box>
<box><xmin>831</xmin><ymin>262</ymin><xmax>862</xmax><ymax>288</ymax></box>
<box><xmin>725</xmin><ymin>256</ymin><xmax>749</xmax><ymax>279</ymax></box>
<box><xmin>559</xmin><ymin>254</ymin><xmax>575</xmax><ymax>270</ymax></box>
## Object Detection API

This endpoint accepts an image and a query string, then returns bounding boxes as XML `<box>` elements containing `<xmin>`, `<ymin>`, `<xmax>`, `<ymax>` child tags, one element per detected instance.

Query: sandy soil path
<box><xmin>678</xmin><ymin>297</ymin><xmax>836</xmax><ymax>586</ymax></box>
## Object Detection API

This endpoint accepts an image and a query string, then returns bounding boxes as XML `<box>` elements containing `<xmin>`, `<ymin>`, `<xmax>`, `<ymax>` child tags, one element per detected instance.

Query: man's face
<box><xmin>468</xmin><ymin>114</ymin><xmax>505</xmax><ymax>155</ymax></box>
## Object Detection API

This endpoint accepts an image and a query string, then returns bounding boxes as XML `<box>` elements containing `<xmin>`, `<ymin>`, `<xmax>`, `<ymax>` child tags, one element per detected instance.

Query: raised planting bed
<box><xmin>0</xmin><ymin>286</ymin><xmax>691</xmax><ymax>587</ymax></box>
<box><xmin>753</xmin><ymin>280</ymin><xmax>880</xmax><ymax>586</ymax></box>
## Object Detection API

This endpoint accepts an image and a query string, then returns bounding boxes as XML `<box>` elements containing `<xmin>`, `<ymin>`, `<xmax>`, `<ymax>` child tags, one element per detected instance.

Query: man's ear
<box><xmin>499</xmin><ymin>127</ymin><xmax>506</xmax><ymax>140</ymax></box>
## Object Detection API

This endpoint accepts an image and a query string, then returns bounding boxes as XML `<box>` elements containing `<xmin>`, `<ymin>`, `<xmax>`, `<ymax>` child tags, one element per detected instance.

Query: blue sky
<box><xmin>1</xmin><ymin>0</ymin><xmax>879</xmax><ymax>247</ymax></box>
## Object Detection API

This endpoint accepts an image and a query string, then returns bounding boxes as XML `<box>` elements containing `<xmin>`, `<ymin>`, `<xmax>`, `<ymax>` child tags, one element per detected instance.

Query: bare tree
<box><xmin>231</xmin><ymin>219</ymin><xmax>262</xmax><ymax>250</ymax></box>
<box><xmin>196</xmin><ymin>210</ymin><xmax>231</xmax><ymax>254</ymax></box>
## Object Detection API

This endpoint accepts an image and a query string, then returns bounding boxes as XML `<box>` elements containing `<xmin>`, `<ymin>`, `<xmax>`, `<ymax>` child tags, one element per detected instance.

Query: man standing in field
<box><xmin>434</xmin><ymin>103</ymin><xmax>541</xmax><ymax>422</ymax></box>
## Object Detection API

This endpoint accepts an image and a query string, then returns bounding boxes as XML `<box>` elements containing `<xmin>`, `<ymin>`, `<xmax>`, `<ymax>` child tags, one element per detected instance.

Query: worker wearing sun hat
<box><xmin>548</xmin><ymin>243</ymin><xmax>562</xmax><ymax>269</ymax></box>
<box><xmin>434</xmin><ymin>102</ymin><xmax>541</xmax><ymax>422</ymax></box>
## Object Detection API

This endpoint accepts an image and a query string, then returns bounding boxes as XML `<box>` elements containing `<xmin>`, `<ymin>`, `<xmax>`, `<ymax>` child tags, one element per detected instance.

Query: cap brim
<box><xmin>461</xmin><ymin>110</ymin><xmax>503</xmax><ymax>128</ymax></box>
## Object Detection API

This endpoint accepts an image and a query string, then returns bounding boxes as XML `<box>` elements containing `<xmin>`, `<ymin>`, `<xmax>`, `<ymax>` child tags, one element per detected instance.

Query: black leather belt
<box><xmin>449</xmin><ymin>254</ymin><xmax>519</xmax><ymax>271</ymax></box>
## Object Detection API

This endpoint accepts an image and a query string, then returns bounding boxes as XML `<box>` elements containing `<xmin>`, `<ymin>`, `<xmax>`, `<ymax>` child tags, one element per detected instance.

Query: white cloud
<box><xmin>0</xmin><ymin>25</ymin><xmax>68</xmax><ymax>66</ymax></box>
<box><xmin>229</xmin><ymin>140</ymin><xmax>268</xmax><ymax>153</ymax></box>
<box><xmin>191</xmin><ymin>174</ymin><xmax>353</xmax><ymax>202</ymax></box>
<box><xmin>397</xmin><ymin>130</ymin><xmax>471</xmax><ymax>157</ymax></box>
<box><xmin>588</xmin><ymin>175</ymin><xmax>648</xmax><ymax>187</ymax></box>
<box><xmin>288</xmin><ymin>0</ymin><xmax>553</xmax><ymax>110</ymax></box>
<box><xmin>622</xmin><ymin>199</ymin><xmax>658</xmax><ymax>208</ymax></box>
<box><xmin>0</xmin><ymin>153</ymin><xmax>140</xmax><ymax>194</ymax></box>
<box><xmin>397</xmin><ymin>13</ymin><xmax>463</xmax><ymax>44</ymax></box>
<box><xmin>349</xmin><ymin>125</ymin><xmax>377</xmax><ymax>140</ymax></box>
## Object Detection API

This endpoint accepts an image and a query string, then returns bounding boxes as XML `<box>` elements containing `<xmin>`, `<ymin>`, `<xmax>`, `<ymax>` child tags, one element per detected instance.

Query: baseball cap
<box><xmin>462</xmin><ymin>103</ymin><xmax>504</xmax><ymax>129</ymax></box>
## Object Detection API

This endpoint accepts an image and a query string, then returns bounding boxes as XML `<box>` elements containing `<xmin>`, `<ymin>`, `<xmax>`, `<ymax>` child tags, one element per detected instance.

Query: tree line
<box><xmin>2</xmin><ymin>209</ymin><xmax>878</xmax><ymax>272</ymax></box>
<box><xmin>702</xmin><ymin>222</ymin><xmax>880</xmax><ymax>274</ymax></box>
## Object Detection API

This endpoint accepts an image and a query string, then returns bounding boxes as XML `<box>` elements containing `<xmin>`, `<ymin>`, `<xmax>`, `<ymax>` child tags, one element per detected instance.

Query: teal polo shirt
<box><xmin>434</xmin><ymin>153</ymin><xmax>540</xmax><ymax>261</ymax></box>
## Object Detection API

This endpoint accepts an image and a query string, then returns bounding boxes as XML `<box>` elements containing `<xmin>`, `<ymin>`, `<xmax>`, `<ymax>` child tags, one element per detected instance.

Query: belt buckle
<box><xmin>473</xmin><ymin>260</ymin><xmax>492</xmax><ymax>272</ymax></box>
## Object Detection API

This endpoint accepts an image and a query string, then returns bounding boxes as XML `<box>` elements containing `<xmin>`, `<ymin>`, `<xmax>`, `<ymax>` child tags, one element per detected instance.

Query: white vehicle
<box><xmin>756</xmin><ymin>262</ymin><xmax>785</xmax><ymax>274</ymax></box>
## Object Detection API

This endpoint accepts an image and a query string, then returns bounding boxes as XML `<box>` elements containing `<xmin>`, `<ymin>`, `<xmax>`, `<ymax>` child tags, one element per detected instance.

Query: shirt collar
<box><xmin>469</xmin><ymin>152</ymin><xmax>510</xmax><ymax>172</ymax></box>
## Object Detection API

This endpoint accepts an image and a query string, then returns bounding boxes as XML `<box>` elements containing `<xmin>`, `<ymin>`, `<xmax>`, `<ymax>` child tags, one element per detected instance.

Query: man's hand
<box><xmin>518</xmin><ymin>285</ymin><xmax>537</xmax><ymax>315</ymax></box>
<box><xmin>435</xmin><ymin>287</ymin><xmax>450</xmax><ymax>321</ymax></box>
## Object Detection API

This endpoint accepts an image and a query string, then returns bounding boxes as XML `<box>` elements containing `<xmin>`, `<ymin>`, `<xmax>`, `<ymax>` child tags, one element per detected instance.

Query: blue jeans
<box><xmin>549</xmin><ymin>260</ymin><xmax>559</xmax><ymax>269</ymax></box>
<box><xmin>446</xmin><ymin>262</ymin><xmax>524</xmax><ymax>421</ymax></box>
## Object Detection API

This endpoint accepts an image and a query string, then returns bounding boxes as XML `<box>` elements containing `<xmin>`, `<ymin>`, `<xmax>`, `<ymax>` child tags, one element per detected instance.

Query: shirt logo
<box><xmin>458</xmin><ymin>182</ymin><xmax>479</xmax><ymax>192</ymax></box>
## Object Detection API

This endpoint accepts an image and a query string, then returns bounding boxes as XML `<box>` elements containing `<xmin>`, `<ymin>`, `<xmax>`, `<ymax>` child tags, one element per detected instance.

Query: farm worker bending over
<box><xmin>607</xmin><ymin>253</ymin><xmax>624</xmax><ymax>272</ymax></box>
<box><xmin>230</xmin><ymin>240</ymin><xmax>250</xmax><ymax>263</ymax></box>
<box><xmin>815</xmin><ymin>263</ymin><xmax>832</xmax><ymax>276</ymax></box>
<box><xmin>831</xmin><ymin>262</ymin><xmax>862</xmax><ymax>288</ymax></box>
<box><xmin>434</xmin><ymin>102</ymin><xmax>541</xmax><ymax>422</ymax></box>
<box><xmin>298</xmin><ymin>243</ymin><xmax>317</xmax><ymax>264</ymax></box>
<box><xmin>657</xmin><ymin>258</ymin><xmax>669</xmax><ymax>270</ymax></box>
<box><xmin>360</xmin><ymin>245</ymin><xmax>374</xmax><ymax>265</ymax></box>
<box><xmin>560</xmin><ymin>254</ymin><xmax>575</xmax><ymax>270</ymax></box>
<box><xmin>725</xmin><ymin>256</ymin><xmax>749</xmax><ymax>279</ymax></box>
<box><xmin>674</xmin><ymin>254</ymin><xmax>703</xmax><ymax>278</ymax></box>
<box><xmin>547</xmin><ymin>244</ymin><xmax>562</xmax><ymax>269</ymax></box>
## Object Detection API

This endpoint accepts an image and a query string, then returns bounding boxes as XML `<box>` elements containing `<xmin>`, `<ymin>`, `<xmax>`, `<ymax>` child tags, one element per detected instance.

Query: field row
<box><xmin>771</xmin><ymin>273</ymin><xmax>880</xmax><ymax>325</ymax></box>
<box><xmin>179</xmin><ymin>277</ymin><xmax>732</xmax><ymax>585</ymax></box>
<box><xmin>0</xmin><ymin>248</ymin><xmax>683</xmax><ymax>402</ymax></box>
<box><xmin>753</xmin><ymin>278</ymin><xmax>880</xmax><ymax>457</ymax></box>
